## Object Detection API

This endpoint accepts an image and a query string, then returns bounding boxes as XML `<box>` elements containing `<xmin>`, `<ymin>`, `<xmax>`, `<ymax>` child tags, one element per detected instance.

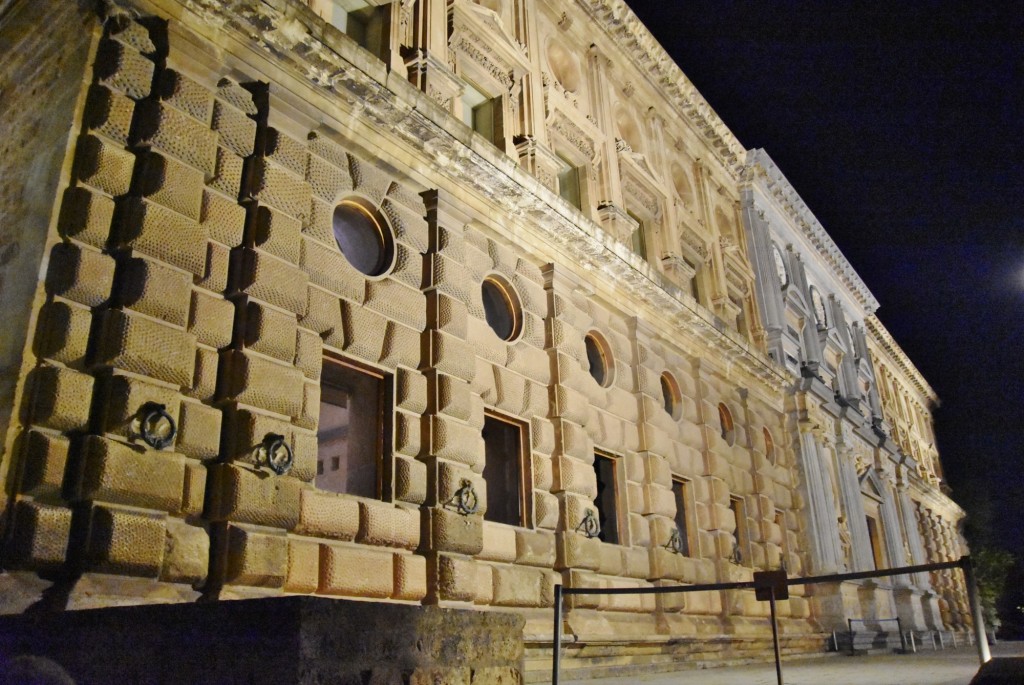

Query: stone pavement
<box><xmin>555</xmin><ymin>643</ymin><xmax>1024</xmax><ymax>685</ymax></box>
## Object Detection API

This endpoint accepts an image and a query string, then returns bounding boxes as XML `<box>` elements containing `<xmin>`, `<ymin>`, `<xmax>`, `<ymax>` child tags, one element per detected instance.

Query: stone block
<box><xmin>306</xmin><ymin>148</ymin><xmax>352</xmax><ymax>202</ymax></box>
<box><xmin>115</xmin><ymin>255</ymin><xmax>192</xmax><ymax>326</ymax></box>
<box><xmin>201</xmin><ymin>189</ymin><xmax>247</xmax><ymax>247</ymax></box>
<box><xmin>224</xmin><ymin>525</ymin><xmax>287</xmax><ymax>588</ymax></box>
<box><xmin>222</xmin><ymin>350</ymin><xmax>304</xmax><ymax>418</ymax></box>
<box><xmin>394</xmin><ymin>410</ymin><xmax>422</xmax><ymax>458</ymax></box>
<box><xmin>285</xmin><ymin>538</ymin><xmax>320</xmax><ymax>594</ymax></box>
<box><xmin>296</xmin><ymin>488</ymin><xmax>360</xmax><ymax>540</ymax></box>
<box><xmin>188</xmin><ymin>289</ymin><xmax>234</xmax><ymax>349</ymax></box>
<box><xmin>58</xmin><ymin>186</ymin><xmax>115</xmax><ymax>249</ymax></box>
<box><xmin>183</xmin><ymin>461</ymin><xmax>206</xmax><ymax>516</ymax></box>
<box><xmin>395</xmin><ymin>455</ymin><xmax>427</xmax><ymax>505</ymax></box>
<box><xmin>492</xmin><ymin>565</ymin><xmax>542</xmax><ymax>607</ymax></box>
<box><xmin>553</xmin><ymin>454</ymin><xmax>597</xmax><ymax>498</ymax></box>
<box><xmin>432</xmin><ymin>332</ymin><xmax>476</xmax><ymax>382</ymax></box>
<box><xmin>196</xmin><ymin>241</ymin><xmax>231</xmax><ymax>294</ymax></box>
<box><xmin>434</xmin><ymin>293</ymin><xmax>468</xmax><ymax>338</ymax></box>
<box><xmin>301</xmin><ymin>235</ymin><xmax>364</xmax><ymax>303</ymax></box>
<box><xmin>161</xmin><ymin>518</ymin><xmax>209</xmax><ymax>585</ymax></box>
<box><xmin>437</xmin><ymin>553</ymin><xmax>477</xmax><ymax>602</ymax></box>
<box><xmin>34</xmin><ymin>300</ymin><xmax>92</xmax><ymax>367</ymax></box>
<box><xmin>437</xmin><ymin>373</ymin><xmax>471</xmax><ymax>420</ymax></box>
<box><xmin>393</xmin><ymin>553</ymin><xmax>427</xmax><ymax>601</ymax></box>
<box><xmin>74</xmin><ymin>133</ymin><xmax>135</xmax><ymax>197</ymax></box>
<box><xmin>86</xmin><ymin>504</ymin><xmax>166</xmax><ymax>577</ymax></box>
<box><xmin>389</xmin><ymin>242</ymin><xmax>422</xmax><ymax>290</ymax></box>
<box><xmin>18</xmin><ymin>430</ymin><xmax>69</xmax><ymax>498</ymax></box>
<box><xmin>95</xmin><ymin>309</ymin><xmax>196</xmax><ymax>387</ymax></box>
<box><xmin>134</xmin><ymin>149</ymin><xmax>204</xmax><ymax>221</ymax></box>
<box><xmin>45</xmin><ymin>241</ymin><xmax>116</xmax><ymax>307</ymax></box>
<box><xmin>94</xmin><ymin>37</ymin><xmax>153</xmax><ymax>99</ymax></box>
<box><xmin>187</xmin><ymin>347</ymin><xmax>218</xmax><ymax>402</ymax></box>
<box><xmin>211</xmin><ymin>99</ymin><xmax>256</xmax><ymax>157</ymax></box>
<box><xmin>556</xmin><ymin>531</ymin><xmax>600</xmax><ymax>570</ymax></box>
<box><xmin>430</xmin><ymin>507</ymin><xmax>484</xmax><ymax>555</ymax></box>
<box><xmin>84</xmin><ymin>84</ymin><xmax>135</xmax><ymax>144</ymax></box>
<box><xmin>157</xmin><ymin>68</ymin><xmax>214</xmax><ymax>122</ymax></box>
<box><xmin>365</xmin><ymin>279</ymin><xmax>426</xmax><ymax>331</ymax></box>
<box><xmin>532</xmin><ymin>454</ymin><xmax>553</xmax><ymax>491</ymax></box>
<box><xmin>234</xmin><ymin>248</ymin><xmax>309</xmax><ymax>315</ymax></box>
<box><xmin>515</xmin><ymin>529</ymin><xmax>555</xmax><ymax>567</ymax></box>
<box><xmin>380</xmin><ymin>320</ymin><xmax>421</xmax><ymax>369</ymax></box>
<box><xmin>206</xmin><ymin>463</ymin><xmax>301</xmax><ymax>530</ymax></box>
<box><xmin>301</xmin><ymin>285</ymin><xmax>342</xmax><ymax>337</ymax></box>
<box><xmin>432</xmin><ymin>415</ymin><xmax>483</xmax><ymax>467</ymax></box>
<box><xmin>534</xmin><ymin>491</ymin><xmax>559</xmax><ymax>530</ymax></box>
<box><xmin>358</xmin><ymin>501</ymin><xmax>420</xmax><ymax>550</ymax></box>
<box><xmin>208</xmin><ymin>145</ymin><xmax>245</xmax><ymax>196</ymax></box>
<box><xmin>243</xmin><ymin>301</ymin><xmax>297</xmax><ymax>362</ymax></box>
<box><xmin>293</xmin><ymin>328</ymin><xmax>323</xmax><ymax>380</ymax></box>
<box><xmin>29</xmin><ymin>364</ymin><xmax>94</xmax><ymax>432</ymax></box>
<box><xmin>347</xmin><ymin>155</ymin><xmax>391</xmax><ymax>204</ymax></box>
<box><xmin>265</xmin><ymin>128</ymin><xmax>308</xmax><ymax>177</ymax></box>
<box><xmin>175</xmin><ymin>400</ymin><xmax>222</xmax><ymax>461</ymax></box>
<box><xmin>597</xmin><ymin>543</ymin><xmax>623</xmax><ymax>575</ymax></box>
<box><xmin>254</xmin><ymin>205</ymin><xmax>302</xmax><ymax>264</ymax></box>
<box><xmin>381</xmin><ymin>197</ymin><xmax>429</xmax><ymax>254</ymax></box>
<box><xmin>506</xmin><ymin>344</ymin><xmax>550</xmax><ymax>386</ymax></box>
<box><xmin>480</xmin><ymin>523</ymin><xmax>517</xmax><ymax>563</ymax></box>
<box><xmin>114</xmin><ymin>197</ymin><xmax>208</xmax><ymax>275</ymax></box>
<box><xmin>296</xmin><ymin>381</ymin><xmax>320</xmax><ymax>431</ymax></box>
<box><xmin>319</xmin><ymin>543</ymin><xmax>392</xmax><ymax>598</ymax></box>
<box><xmin>73</xmin><ymin>435</ymin><xmax>185</xmax><ymax>512</ymax></box>
<box><xmin>5</xmin><ymin>501</ymin><xmax>72</xmax><ymax>571</ymax></box>
<box><xmin>132</xmin><ymin>100</ymin><xmax>218</xmax><ymax>175</ymax></box>
<box><xmin>250</xmin><ymin>159</ymin><xmax>311</xmax><ymax>221</ymax></box>
<box><xmin>95</xmin><ymin>370</ymin><xmax>180</xmax><ymax>444</ymax></box>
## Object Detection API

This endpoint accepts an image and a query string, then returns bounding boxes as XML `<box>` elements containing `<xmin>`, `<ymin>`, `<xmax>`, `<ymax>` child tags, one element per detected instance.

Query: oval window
<box><xmin>585</xmin><ymin>332</ymin><xmax>613</xmax><ymax>387</ymax></box>
<box><xmin>718</xmin><ymin>403</ymin><xmax>735</xmax><ymax>446</ymax></box>
<box><xmin>661</xmin><ymin>372</ymin><xmax>682</xmax><ymax>420</ymax></box>
<box><xmin>332</xmin><ymin>199</ymin><xmax>394</xmax><ymax>277</ymax></box>
<box><xmin>481</xmin><ymin>275</ymin><xmax>522</xmax><ymax>342</ymax></box>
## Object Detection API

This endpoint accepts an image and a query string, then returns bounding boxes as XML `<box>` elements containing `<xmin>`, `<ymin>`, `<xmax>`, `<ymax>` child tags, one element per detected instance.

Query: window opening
<box><xmin>718</xmin><ymin>403</ymin><xmax>735</xmax><ymax>446</ymax></box>
<box><xmin>584</xmin><ymin>332</ymin><xmax>612</xmax><ymax>388</ymax></box>
<box><xmin>482</xmin><ymin>412</ymin><xmax>528</xmax><ymax>527</ymax></box>
<box><xmin>866</xmin><ymin>515</ymin><xmax>886</xmax><ymax>570</ymax></box>
<box><xmin>671</xmin><ymin>478</ymin><xmax>692</xmax><ymax>556</ymax></box>
<box><xmin>660</xmin><ymin>372</ymin><xmax>681</xmax><ymax>420</ymax></box>
<box><xmin>481</xmin><ymin>275</ymin><xmax>522</xmax><ymax>342</ymax></box>
<box><xmin>332</xmin><ymin>198</ymin><xmax>394</xmax><ymax>277</ymax></box>
<box><xmin>558</xmin><ymin>163</ymin><xmax>582</xmax><ymax>209</ymax></box>
<box><xmin>593</xmin><ymin>452</ymin><xmax>620</xmax><ymax>544</ymax></box>
<box><xmin>317</xmin><ymin>358</ymin><xmax>390</xmax><ymax>498</ymax></box>
<box><xmin>729</xmin><ymin>495</ymin><xmax>747</xmax><ymax>564</ymax></box>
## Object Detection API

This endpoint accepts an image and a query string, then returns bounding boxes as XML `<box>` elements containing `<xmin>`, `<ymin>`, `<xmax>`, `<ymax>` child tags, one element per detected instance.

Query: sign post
<box><xmin>754</xmin><ymin>569</ymin><xmax>789</xmax><ymax>685</ymax></box>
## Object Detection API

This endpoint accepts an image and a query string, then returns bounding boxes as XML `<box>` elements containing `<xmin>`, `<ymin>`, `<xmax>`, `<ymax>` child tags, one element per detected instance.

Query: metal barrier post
<box><xmin>552</xmin><ymin>584</ymin><xmax>563</xmax><ymax>685</ymax></box>
<box><xmin>768</xmin><ymin>586</ymin><xmax>784</xmax><ymax>685</ymax></box>
<box><xmin>938</xmin><ymin>630</ymin><xmax>945</xmax><ymax>650</ymax></box>
<box><xmin>848</xmin><ymin>618</ymin><xmax>855</xmax><ymax>655</ymax></box>
<box><xmin>909</xmin><ymin>631</ymin><xmax>916</xmax><ymax>653</ymax></box>
<box><xmin>962</xmin><ymin>556</ymin><xmax>992</xmax><ymax>664</ymax></box>
<box><xmin>897</xmin><ymin>617</ymin><xmax>907</xmax><ymax>653</ymax></box>
<box><xmin>952</xmin><ymin>631</ymin><xmax>958</xmax><ymax>649</ymax></box>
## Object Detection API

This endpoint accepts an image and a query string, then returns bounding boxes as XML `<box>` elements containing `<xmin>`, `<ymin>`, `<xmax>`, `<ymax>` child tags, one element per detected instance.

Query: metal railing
<box><xmin>551</xmin><ymin>556</ymin><xmax>989</xmax><ymax>685</ymax></box>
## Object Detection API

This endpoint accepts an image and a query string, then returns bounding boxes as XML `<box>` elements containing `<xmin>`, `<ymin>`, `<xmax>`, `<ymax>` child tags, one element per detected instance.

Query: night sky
<box><xmin>623</xmin><ymin>1</ymin><xmax>1024</xmax><ymax>554</ymax></box>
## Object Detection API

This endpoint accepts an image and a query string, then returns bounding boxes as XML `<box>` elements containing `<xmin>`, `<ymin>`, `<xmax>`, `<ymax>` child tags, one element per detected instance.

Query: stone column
<box><xmin>796</xmin><ymin>428</ymin><xmax>842</xmax><ymax>574</ymax></box>
<box><xmin>835</xmin><ymin>454</ymin><xmax>873</xmax><ymax>572</ymax></box>
<box><xmin>898</xmin><ymin>490</ymin><xmax>930</xmax><ymax>588</ymax></box>
<box><xmin>740</xmin><ymin>191</ymin><xmax>785</xmax><ymax>364</ymax></box>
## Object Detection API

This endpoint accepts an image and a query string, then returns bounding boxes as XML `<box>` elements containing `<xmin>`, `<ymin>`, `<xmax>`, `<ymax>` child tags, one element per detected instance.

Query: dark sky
<box><xmin>623</xmin><ymin>1</ymin><xmax>1024</xmax><ymax>553</ymax></box>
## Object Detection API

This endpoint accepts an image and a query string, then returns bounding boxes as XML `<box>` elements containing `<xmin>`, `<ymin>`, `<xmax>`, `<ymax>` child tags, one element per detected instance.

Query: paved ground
<box><xmin>556</xmin><ymin>642</ymin><xmax>1024</xmax><ymax>685</ymax></box>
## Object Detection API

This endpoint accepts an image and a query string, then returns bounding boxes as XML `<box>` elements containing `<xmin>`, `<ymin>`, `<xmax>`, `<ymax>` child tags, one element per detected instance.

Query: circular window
<box><xmin>332</xmin><ymin>199</ymin><xmax>394</xmax><ymax>277</ymax></box>
<box><xmin>584</xmin><ymin>332</ymin><xmax>613</xmax><ymax>388</ymax></box>
<box><xmin>763</xmin><ymin>428</ymin><xmax>776</xmax><ymax>465</ymax></box>
<box><xmin>718</xmin><ymin>403</ymin><xmax>735</xmax><ymax>446</ymax></box>
<box><xmin>481</xmin><ymin>275</ymin><xmax>522</xmax><ymax>342</ymax></box>
<box><xmin>660</xmin><ymin>372</ymin><xmax>682</xmax><ymax>420</ymax></box>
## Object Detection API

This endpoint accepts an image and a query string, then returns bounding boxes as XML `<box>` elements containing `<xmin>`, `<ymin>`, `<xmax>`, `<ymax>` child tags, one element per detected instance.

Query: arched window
<box><xmin>718</xmin><ymin>403</ymin><xmax>735</xmax><ymax>446</ymax></box>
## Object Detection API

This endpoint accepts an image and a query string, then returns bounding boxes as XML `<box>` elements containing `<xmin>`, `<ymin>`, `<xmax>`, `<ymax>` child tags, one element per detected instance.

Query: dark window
<box><xmin>593</xmin><ymin>452</ymin><xmax>620</xmax><ymax>544</ymax></box>
<box><xmin>661</xmin><ymin>372</ymin><xmax>681</xmax><ymax>420</ymax></box>
<box><xmin>482</xmin><ymin>413</ymin><xmax>527</xmax><ymax>526</ymax></box>
<box><xmin>481</xmin><ymin>276</ymin><xmax>522</xmax><ymax>342</ymax></box>
<box><xmin>585</xmin><ymin>333</ymin><xmax>612</xmax><ymax>387</ymax></box>
<box><xmin>866</xmin><ymin>515</ymin><xmax>885</xmax><ymax>570</ymax></box>
<box><xmin>332</xmin><ymin>199</ymin><xmax>394</xmax><ymax>276</ymax></box>
<box><xmin>317</xmin><ymin>358</ymin><xmax>389</xmax><ymax>498</ymax></box>
<box><xmin>718</xmin><ymin>403</ymin><xmax>735</xmax><ymax>446</ymax></box>
<box><xmin>671</xmin><ymin>478</ymin><xmax>692</xmax><ymax>556</ymax></box>
<box><xmin>558</xmin><ymin>163</ymin><xmax>581</xmax><ymax>209</ymax></box>
<box><xmin>729</xmin><ymin>495</ymin><xmax>747</xmax><ymax>564</ymax></box>
<box><xmin>308</xmin><ymin>0</ymin><xmax>389</xmax><ymax>59</ymax></box>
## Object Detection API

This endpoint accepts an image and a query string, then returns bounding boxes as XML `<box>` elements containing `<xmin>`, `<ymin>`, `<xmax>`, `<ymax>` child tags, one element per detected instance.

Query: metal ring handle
<box><xmin>139</xmin><ymin>403</ymin><xmax>176</xmax><ymax>449</ymax></box>
<box><xmin>449</xmin><ymin>479</ymin><xmax>479</xmax><ymax>516</ymax></box>
<box><xmin>576</xmin><ymin>509</ymin><xmax>601</xmax><ymax>539</ymax></box>
<box><xmin>665</xmin><ymin>526</ymin><xmax>683</xmax><ymax>554</ymax></box>
<box><xmin>260</xmin><ymin>433</ymin><xmax>293</xmax><ymax>476</ymax></box>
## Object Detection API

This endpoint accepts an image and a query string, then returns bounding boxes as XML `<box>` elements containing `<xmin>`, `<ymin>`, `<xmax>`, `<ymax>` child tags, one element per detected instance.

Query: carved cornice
<box><xmin>575</xmin><ymin>0</ymin><xmax>745</xmax><ymax>179</ymax></box>
<box><xmin>865</xmin><ymin>315</ymin><xmax>939</xmax><ymax>405</ymax></box>
<box><xmin>744</xmin><ymin>148</ymin><xmax>879</xmax><ymax>315</ymax></box>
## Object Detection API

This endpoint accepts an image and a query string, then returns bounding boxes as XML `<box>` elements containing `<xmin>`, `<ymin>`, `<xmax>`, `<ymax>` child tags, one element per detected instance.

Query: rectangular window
<box><xmin>593</xmin><ymin>452</ymin><xmax>621</xmax><ymax>544</ymax></box>
<box><xmin>671</xmin><ymin>478</ymin><xmax>693</xmax><ymax>556</ymax></box>
<box><xmin>730</xmin><ymin>495</ymin><xmax>747</xmax><ymax>564</ymax></box>
<box><xmin>317</xmin><ymin>358</ymin><xmax>390</xmax><ymax>498</ymax></box>
<box><xmin>775</xmin><ymin>510</ymin><xmax>788</xmax><ymax>568</ymax></box>
<box><xmin>307</xmin><ymin>0</ymin><xmax>388</xmax><ymax>58</ymax></box>
<box><xmin>482</xmin><ymin>412</ymin><xmax>528</xmax><ymax>527</ymax></box>
<box><xmin>461</xmin><ymin>82</ymin><xmax>499</xmax><ymax>145</ymax></box>
<box><xmin>866</xmin><ymin>515</ymin><xmax>885</xmax><ymax>570</ymax></box>
<box><xmin>558</xmin><ymin>162</ymin><xmax>582</xmax><ymax>209</ymax></box>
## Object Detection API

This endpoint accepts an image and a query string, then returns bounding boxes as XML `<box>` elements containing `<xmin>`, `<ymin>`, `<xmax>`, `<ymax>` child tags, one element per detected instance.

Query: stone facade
<box><xmin>0</xmin><ymin>0</ymin><xmax>966</xmax><ymax>678</ymax></box>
